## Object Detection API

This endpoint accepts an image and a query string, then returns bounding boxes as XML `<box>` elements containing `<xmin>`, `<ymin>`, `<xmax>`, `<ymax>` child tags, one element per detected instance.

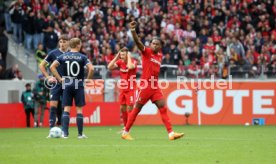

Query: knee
<box><xmin>134</xmin><ymin>103</ymin><xmax>143</xmax><ymax>110</ymax></box>
<box><xmin>120</xmin><ymin>105</ymin><xmax>127</xmax><ymax>112</ymax></box>
<box><xmin>127</xmin><ymin>105</ymin><xmax>133</xmax><ymax>111</ymax></box>
<box><xmin>156</xmin><ymin>102</ymin><xmax>165</xmax><ymax>109</ymax></box>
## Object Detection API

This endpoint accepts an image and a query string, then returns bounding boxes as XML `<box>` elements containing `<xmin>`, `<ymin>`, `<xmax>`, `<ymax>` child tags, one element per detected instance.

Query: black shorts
<box><xmin>62</xmin><ymin>84</ymin><xmax>85</xmax><ymax>107</ymax></box>
<box><xmin>50</xmin><ymin>83</ymin><xmax>63</xmax><ymax>101</ymax></box>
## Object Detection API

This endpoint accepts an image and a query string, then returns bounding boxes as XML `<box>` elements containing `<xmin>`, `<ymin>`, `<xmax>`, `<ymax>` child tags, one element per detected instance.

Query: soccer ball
<box><xmin>49</xmin><ymin>127</ymin><xmax>62</xmax><ymax>138</ymax></box>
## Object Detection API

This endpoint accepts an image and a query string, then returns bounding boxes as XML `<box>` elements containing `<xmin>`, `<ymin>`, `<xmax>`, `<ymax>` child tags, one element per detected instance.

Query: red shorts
<box><xmin>135</xmin><ymin>88</ymin><xmax>164</xmax><ymax>105</ymax></box>
<box><xmin>119</xmin><ymin>90</ymin><xmax>135</xmax><ymax>106</ymax></box>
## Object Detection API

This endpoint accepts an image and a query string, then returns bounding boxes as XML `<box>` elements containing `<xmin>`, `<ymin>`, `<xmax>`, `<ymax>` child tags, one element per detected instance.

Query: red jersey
<box><xmin>203</xmin><ymin>44</ymin><xmax>215</xmax><ymax>56</ymax></box>
<box><xmin>140</xmin><ymin>47</ymin><xmax>163</xmax><ymax>87</ymax></box>
<box><xmin>116</xmin><ymin>59</ymin><xmax>137</xmax><ymax>91</ymax></box>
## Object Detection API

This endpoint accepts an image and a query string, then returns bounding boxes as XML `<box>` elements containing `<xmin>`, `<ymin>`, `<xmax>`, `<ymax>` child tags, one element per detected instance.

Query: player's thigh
<box><xmin>62</xmin><ymin>86</ymin><xmax>74</xmax><ymax>107</ymax></box>
<box><xmin>151</xmin><ymin>89</ymin><xmax>165</xmax><ymax>108</ymax></box>
<box><xmin>135</xmin><ymin>89</ymin><xmax>152</xmax><ymax>106</ymax></box>
<box><xmin>119</xmin><ymin>91</ymin><xmax>127</xmax><ymax>105</ymax></box>
<box><xmin>50</xmin><ymin>84</ymin><xmax>62</xmax><ymax>101</ymax></box>
<box><xmin>125</xmin><ymin>90</ymin><xmax>135</xmax><ymax>106</ymax></box>
<box><xmin>74</xmin><ymin>86</ymin><xmax>86</xmax><ymax>107</ymax></box>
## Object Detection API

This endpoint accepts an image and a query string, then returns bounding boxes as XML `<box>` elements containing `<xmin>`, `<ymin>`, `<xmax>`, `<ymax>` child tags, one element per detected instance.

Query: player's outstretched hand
<box><xmin>129</xmin><ymin>21</ymin><xmax>137</xmax><ymax>30</ymax></box>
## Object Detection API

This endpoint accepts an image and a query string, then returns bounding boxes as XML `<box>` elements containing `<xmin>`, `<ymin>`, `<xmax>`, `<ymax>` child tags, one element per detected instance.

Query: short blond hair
<box><xmin>69</xmin><ymin>38</ymin><xmax>81</xmax><ymax>48</ymax></box>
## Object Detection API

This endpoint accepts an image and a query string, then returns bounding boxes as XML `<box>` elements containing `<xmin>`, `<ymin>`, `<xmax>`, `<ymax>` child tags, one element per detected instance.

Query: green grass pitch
<box><xmin>0</xmin><ymin>126</ymin><xmax>275</xmax><ymax>164</ymax></box>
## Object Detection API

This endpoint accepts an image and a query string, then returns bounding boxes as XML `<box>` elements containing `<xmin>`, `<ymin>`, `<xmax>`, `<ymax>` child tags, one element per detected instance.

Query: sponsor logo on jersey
<box><xmin>120</xmin><ymin>68</ymin><xmax>128</xmax><ymax>72</ymax></box>
<box><xmin>150</xmin><ymin>58</ymin><xmax>161</xmax><ymax>65</ymax></box>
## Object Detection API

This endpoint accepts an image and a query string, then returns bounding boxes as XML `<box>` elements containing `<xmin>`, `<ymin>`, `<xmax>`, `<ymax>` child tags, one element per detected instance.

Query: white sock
<box><xmin>169</xmin><ymin>132</ymin><xmax>175</xmax><ymax>137</ymax></box>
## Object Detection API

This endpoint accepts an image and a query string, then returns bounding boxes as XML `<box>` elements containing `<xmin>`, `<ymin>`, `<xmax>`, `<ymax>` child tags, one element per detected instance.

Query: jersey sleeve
<box><xmin>141</xmin><ymin>47</ymin><xmax>151</xmax><ymax>58</ymax></box>
<box><xmin>83</xmin><ymin>56</ymin><xmax>91</xmax><ymax>66</ymax></box>
<box><xmin>44</xmin><ymin>53</ymin><xmax>53</xmax><ymax>64</ymax></box>
<box><xmin>56</xmin><ymin>55</ymin><xmax>63</xmax><ymax>65</ymax></box>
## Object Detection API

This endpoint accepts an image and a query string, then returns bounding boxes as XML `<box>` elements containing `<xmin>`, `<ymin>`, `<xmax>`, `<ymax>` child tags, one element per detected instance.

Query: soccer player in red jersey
<box><xmin>108</xmin><ymin>47</ymin><xmax>137</xmax><ymax>131</ymax></box>
<box><xmin>121</xmin><ymin>21</ymin><xmax>184</xmax><ymax>140</ymax></box>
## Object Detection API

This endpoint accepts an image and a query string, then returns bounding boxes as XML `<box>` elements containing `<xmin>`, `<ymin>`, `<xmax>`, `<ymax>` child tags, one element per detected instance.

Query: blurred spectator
<box><xmin>3</xmin><ymin>1</ymin><xmax>13</xmax><ymax>33</ymax></box>
<box><xmin>33</xmin><ymin>12</ymin><xmax>44</xmax><ymax>50</ymax></box>
<box><xmin>10</xmin><ymin>1</ymin><xmax>24</xmax><ymax>44</ymax></box>
<box><xmin>43</xmin><ymin>26</ymin><xmax>58</xmax><ymax>52</ymax></box>
<box><xmin>3</xmin><ymin>0</ymin><xmax>276</xmax><ymax>79</ymax></box>
<box><xmin>188</xmin><ymin>59</ymin><xmax>201</xmax><ymax>78</ymax></box>
<box><xmin>21</xmin><ymin>83</ymin><xmax>35</xmax><ymax>128</ymax></box>
<box><xmin>23</xmin><ymin>9</ymin><xmax>35</xmax><ymax>51</ymax></box>
<box><xmin>162</xmin><ymin>53</ymin><xmax>173</xmax><ymax>65</ymax></box>
<box><xmin>227</xmin><ymin>37</ymin><xmax>245</xmax><ymax>60</ymax></box>
<box><xmin>177</xmin><ymin>60</ymin><xmax>185</xmax><ymax>76</ymax></box>
<box><xmin>35</xmin><ymin>43</ymin><xmax>47</xmax><ymax>65</ymax></box>
<box><xmin>127</xmin><ymin>1</ymin><xmax>139</xmax><ymax>18</ymax></box>
<box><xmin>0</xmin><ymin>53</ymin><xmax>5</xmax><ymax>79</ymax></box>
<box><xmin>0</xmin><ymin>27</ymin><xmax>8</xmax><ymax>68</ymax></box>
<box><xmin>4</xmin><ymin>64</ymin><xmax>22</xmax><ymax>80</ymax></box>
<box><xmin>33</xmin><ymin>74</ymin><xmax>48</xmax><ymax>127</ymax></box>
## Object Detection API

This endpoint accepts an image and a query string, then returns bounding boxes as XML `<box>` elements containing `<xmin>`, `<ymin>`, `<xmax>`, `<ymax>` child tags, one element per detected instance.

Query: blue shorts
<box><xmin>50</xmin><ymin>83</ymin><xmax>63</xmax><ymax>101</ymax></box>
<box><xmin>62</xmin><ymin>84</ymin><xmax>85</xmax><ymax>107</ymax></box>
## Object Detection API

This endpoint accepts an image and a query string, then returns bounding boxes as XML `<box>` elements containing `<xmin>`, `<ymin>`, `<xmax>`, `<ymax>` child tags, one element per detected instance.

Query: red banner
<box><xmin>133</xmin><ymin>81</ymin><xmax>276</xmax><ymax>125</ymax></box>
<box><xmin>0</xmin><ymin>103</ymin><xmax>120</xmax><ymax>128</ymax></box>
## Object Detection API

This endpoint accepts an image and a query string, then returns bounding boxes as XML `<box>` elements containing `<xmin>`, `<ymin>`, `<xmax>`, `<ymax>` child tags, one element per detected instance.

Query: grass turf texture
<box><xmin>0</xmin><ymin>126</ymin><xmax>275</xmax><ymax>164</ymax></box>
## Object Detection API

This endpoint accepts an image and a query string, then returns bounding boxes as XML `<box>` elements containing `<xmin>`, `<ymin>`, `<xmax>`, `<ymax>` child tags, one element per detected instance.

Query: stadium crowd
<box><xmin>1</xmin><ymin>0</ymin><xmax>276</xmax><ymax>78</ymax></box>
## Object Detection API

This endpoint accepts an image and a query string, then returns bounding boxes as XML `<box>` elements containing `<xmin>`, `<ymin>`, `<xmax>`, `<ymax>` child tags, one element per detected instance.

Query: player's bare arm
<box><xmin>39</xmin><ymin>59</ymin><xmax>56</xmax><ymax>83</ymax></box>
<box><xmin>127</xmin><ymin>52</ymin><xmax>135</xmax><ymax>70</ymax></box>
<box><xmin>86</xmin><ymin>63</ymin><xmax>94</xmax><ymax>79</ymax></box>
<box><xmin>107</xmin><ymin>51</ymin><xmax>121</xmax><ymax>70</ymax></box>
<box><xmin>129</xmin><ymin>21</ymin><xmax>145</xmax><ymax>51</ymax></box>
<box><xmin>50</xmin><ymin>61</ymin><xmax>63</xmax><ymax>83</ymax></box>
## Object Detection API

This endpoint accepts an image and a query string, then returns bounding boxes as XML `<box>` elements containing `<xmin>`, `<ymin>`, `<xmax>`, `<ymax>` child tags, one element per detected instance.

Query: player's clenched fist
<box><xmin>129</xmin><ymin>21</ymin><xmax>137</xmax><ymax>30</ymax></box>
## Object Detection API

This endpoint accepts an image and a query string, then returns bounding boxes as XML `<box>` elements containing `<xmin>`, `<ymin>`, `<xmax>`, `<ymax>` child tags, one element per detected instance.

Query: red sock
<box><xmin>125</xmin><ymin>108</ymin><xmax>140</xmax><ymax>132</ymax></box>
<box><xmin>122</xmin><ymin>111</ymin><xmax>128</xmax><ymax>127</ymax></box>
<box><xmin>159</xmin><ymin>107</ymin><xmax>173</xmax><ymax>133</ymax></box>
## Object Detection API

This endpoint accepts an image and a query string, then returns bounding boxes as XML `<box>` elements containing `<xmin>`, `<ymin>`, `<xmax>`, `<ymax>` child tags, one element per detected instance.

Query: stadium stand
<box><xmin>1</xmin><ymin>0</ymin><xmax>276</xmax><ymax>80</ymax></box>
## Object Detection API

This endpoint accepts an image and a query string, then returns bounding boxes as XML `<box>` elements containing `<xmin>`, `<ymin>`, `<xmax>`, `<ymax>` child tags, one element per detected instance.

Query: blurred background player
<box><xmin>50</xmin><ymin>38</ymin><xmax>94</xmax><ymax>139</ymax></box>
<box><xmin>39</xmin><ymin>35</ymin><xmax>69</xmax><ymax>135</ymax></box>
<box><xmin>122</xmin><ymin>21</ymin><xmax>184</xmax><ymax>140</ymax></box>
<box><xmin>108</xmin><ymin>47</ymin><xmax>137</xmax><ymax>131</ymax></box>
<box><xmin>21</xmin><ymin>83</ymin><xmax>35</xmax><ymax>128</ymax></box>
<box><xmin>33</xmin><ymin>74</ymin><xmax>48</xmax><ymax>127</ymax></box>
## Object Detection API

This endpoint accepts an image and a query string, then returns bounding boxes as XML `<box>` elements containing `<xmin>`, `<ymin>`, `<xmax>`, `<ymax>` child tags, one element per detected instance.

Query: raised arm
<box><xmin>129</xmin><ymin>21</ymin><xmax>145</xmax><ymax>52</ymax></box>
<box><xmin>107</xmin><ymin>52</ymin><xmax>120</xmax><ymax>70</ymax></box>
<box><xmin>127</xmin><ymin>52</ymin><xmax>135</xmax><ymax>70</ymax></box>
<box><xmin>50</xmin><ymin>61</ymin><xmax>62</xmax><ymax>83</ymax></box>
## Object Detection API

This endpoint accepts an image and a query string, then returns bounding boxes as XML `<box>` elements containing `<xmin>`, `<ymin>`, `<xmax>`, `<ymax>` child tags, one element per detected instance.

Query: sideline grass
<box><xmin>0</xmin><ymin>126</ymin><xmax>275</xmax><ymax>164</ymax></box>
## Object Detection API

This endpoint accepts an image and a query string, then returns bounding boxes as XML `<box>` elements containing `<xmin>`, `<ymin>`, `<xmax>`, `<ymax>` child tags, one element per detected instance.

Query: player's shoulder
<box><xmin>48</xmin><ymin>49</ymin><xmax>59</xmax><ymax>55</ymax></box>
<box><xmin>143</xmin><ymin>47</ymin><xmax>152</xmax><ymax>53</ymax></box>
<box><xmin>79</xmin><ymin>52</ymin><xmax>88</xmax><ymax>58</ymax></box>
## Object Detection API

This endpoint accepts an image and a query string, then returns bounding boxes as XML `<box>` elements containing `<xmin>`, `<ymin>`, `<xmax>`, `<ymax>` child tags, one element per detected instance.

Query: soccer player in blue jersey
<box><xmin>50</xmin><ymin>38</ymin><xmax>94</xmax><ymax>139</ymax></box>
<box><xmin>39</xmin><ymin>35</ymin><xmax>69</xmax><ymax>136</ymax></box>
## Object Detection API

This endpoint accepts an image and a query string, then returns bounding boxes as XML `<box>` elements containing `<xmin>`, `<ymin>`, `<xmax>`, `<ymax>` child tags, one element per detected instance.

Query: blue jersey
<box><xmin>45</xmin><ymin>49</ymin><xmax>66</xmax><ymax>76</ymax></box>
<box><xmin>56</xmin><ymin>52</ymin><xmax>90</xmax><ymax>80</ymax></box>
